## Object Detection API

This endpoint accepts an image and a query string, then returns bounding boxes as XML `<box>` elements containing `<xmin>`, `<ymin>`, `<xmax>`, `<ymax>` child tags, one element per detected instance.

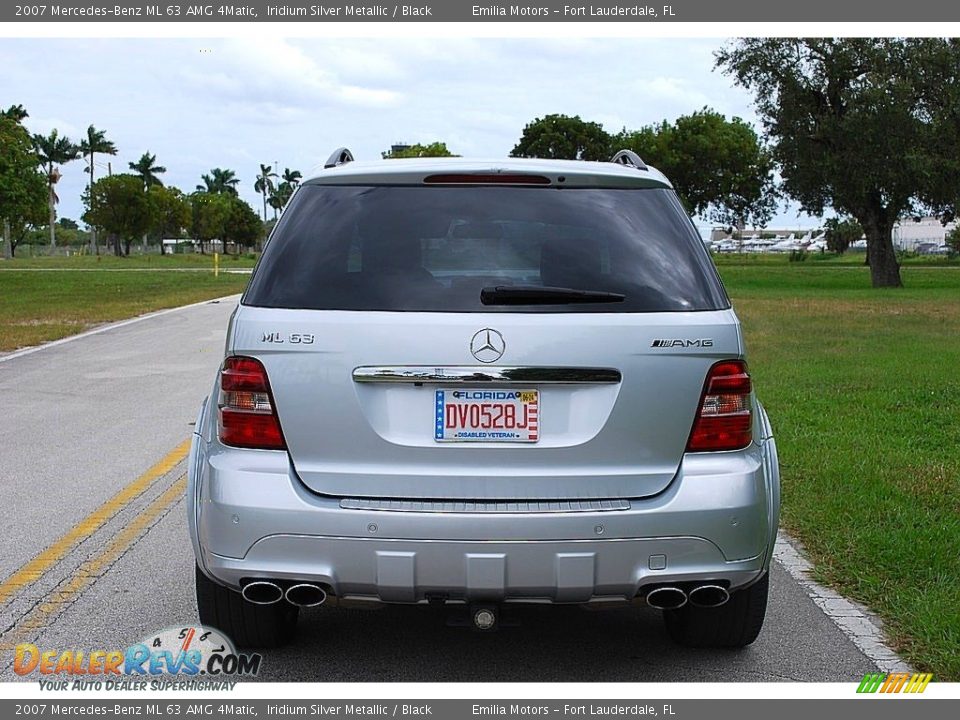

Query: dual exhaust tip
<box><xmin>243</xmin><ymin>579</ymin><xmax>728</xmax><ymax>612</ymax></box>
<box><xmin>645</xmin><ymin>584</ymin><xmax>729</xmax><ymax>610</ymax></box>
<box><xmin>242</xmin><ymin>580</ymin><xmax>327</xmax><ymax>607</ymax></box>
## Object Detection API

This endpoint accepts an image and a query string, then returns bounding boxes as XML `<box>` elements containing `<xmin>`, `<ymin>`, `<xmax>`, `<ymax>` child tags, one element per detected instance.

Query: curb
<box><xmin>774</xmin><ymin>531</ymin><xmax>912</xmax><ymax>673</ymax></box>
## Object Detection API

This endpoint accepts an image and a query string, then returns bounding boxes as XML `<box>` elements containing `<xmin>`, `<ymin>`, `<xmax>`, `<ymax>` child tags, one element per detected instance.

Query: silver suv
<box><xmin>187</xmin><ymin>149</ymin><xmax>780</xmax><ymax>649</ymax></box>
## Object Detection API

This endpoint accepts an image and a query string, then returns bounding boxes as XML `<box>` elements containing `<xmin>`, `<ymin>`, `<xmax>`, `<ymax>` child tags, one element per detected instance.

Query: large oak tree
<box><xmin>716</xmin><ymin>38</ymin><xmax>960</xmax><ymax>287</ymax></box>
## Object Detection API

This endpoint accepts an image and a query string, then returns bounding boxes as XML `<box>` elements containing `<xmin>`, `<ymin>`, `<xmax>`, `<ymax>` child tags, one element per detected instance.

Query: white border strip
<box><xmin>774</xmin><ymin>532</ymin><xmax>912</xmax><ymax>673</ymax></box>
<box><xmin>0</xmin><ymin>294</ymin><xmax>240</xmax><ymax>364</ymax></box>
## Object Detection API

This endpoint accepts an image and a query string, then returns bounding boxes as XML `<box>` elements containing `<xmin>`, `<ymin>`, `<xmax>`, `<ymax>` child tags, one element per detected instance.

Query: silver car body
<box><xmin>188</xmin><ymin>157</ymin><xmax>780</xmax><ymax>605</ymax></box>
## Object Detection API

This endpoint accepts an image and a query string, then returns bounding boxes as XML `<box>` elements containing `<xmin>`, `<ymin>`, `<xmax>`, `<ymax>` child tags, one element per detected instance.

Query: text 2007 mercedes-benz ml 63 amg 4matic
<box><xmin>187</xmin><ymin>148</ymin><xmax>780</xmax><ymax>648</ymax></box>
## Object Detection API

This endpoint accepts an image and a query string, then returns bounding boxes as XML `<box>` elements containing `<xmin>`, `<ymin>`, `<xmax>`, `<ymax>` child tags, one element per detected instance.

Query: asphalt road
<box><xmin>0</xmin><ymin>300</ymin><xmax>880</xmax><ymax>682</ymax></box>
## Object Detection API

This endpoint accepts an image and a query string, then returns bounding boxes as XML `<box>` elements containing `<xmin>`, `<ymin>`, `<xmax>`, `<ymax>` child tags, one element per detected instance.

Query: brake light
<box><xmin>423</xmin><ymin>174</ymin><xmax>551</xmax><ymax>185</ymax></box>
<box><xmin>218</xmin><ymin>356</ymin><xmax>286</xmax><ymax>450</ymax></box>
<box><xmin>686</xmin><ymin>360</ymin><xmax>753</xmax><ymax>452</ymax></box>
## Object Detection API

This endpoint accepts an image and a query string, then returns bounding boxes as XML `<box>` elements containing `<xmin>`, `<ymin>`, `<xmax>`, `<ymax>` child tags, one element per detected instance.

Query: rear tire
<box><xmin>663</xmin><ymin>573</ymin><xmax>769</xmax><ymax>648</ymax></box>
<box><xmin>195</xmin><ymin>564</ymin><xmax>299</xmax><ymax>648</ymax></box>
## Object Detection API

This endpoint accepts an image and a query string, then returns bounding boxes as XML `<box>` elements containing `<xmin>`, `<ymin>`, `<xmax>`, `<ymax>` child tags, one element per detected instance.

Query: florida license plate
<box><xmin>434</xmin><ymin>389</ymin><xmax>539</xmax><ymax>442</ymax></box>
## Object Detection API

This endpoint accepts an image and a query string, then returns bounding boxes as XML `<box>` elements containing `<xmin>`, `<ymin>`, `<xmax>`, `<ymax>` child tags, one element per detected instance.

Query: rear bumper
<box><xmin>203</xmin><ymin>535</ymin><xmax>764</xmax><ymax>603</ymax></box>
<box><xmin>189</xmin><ymin>414</ymin><xmax>780</xmax><ymax>603</ymax></box>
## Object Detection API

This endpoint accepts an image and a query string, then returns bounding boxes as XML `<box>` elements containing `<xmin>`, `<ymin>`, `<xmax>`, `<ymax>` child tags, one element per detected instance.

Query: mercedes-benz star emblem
<box><xmin>470</xmin><ymin>328</ymin><xmax>506</xmax><ymax>363</ymax></box>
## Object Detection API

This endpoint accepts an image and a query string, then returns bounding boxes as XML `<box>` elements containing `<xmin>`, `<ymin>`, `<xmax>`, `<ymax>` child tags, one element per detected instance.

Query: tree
<box><xmin>222</xmin><ymin>196</ymin><xmax>263</xmax><ymax>253</ymax></box>
<box><xmin>78</xmin><ymin>125</ymin><xmax>118</xmax><ymax>254</ymax></box>
<box><xmin>716</xmin><ymin>38</ymin><xmax>960</xmax><ymax>288</ymax></box>
<box><xmin>823</xmin><ymin>217</ymin><xmax>863</xmax><ymax>254</ymax></box>
<box><xmin>510</xmin><ymin>115</ymin><xmax>613</xmax><ymax>161</ymax></box>
<box><xmin>197</xmin><ymin>168</ymin><xmax>239</xmax><ymax>196</ymax></box>
<box><xmin>147</xmin><ymin>185</ymin><xmax>191</xmax><ymax>244</ymax></box>
<box><xmin>265</xmin><ymin>168</ymin><xmax>304</xmax><ymax>218</ymax></box>
<box><xmin>382</xmin><ymin>142</ymin><xmax>458</xmax><ymax>159</ymax></box>
<box><xmin>945</xmin><ymin>226</ymin><xmax>960</xmax><ymax>256</ymax></box>
<box><xmin>129</xmin><ymin>151</ymin><xmax>166</xmax><ymax>188</ymax></box>
<box><xmin>190</xmin><ymin>191</ymin><xmax>233</xmax><ymax>253</ymax></box>
<box><xmin>254</xmin><ymin>164</ymin><xmax>277</xmax><ymax>221</ymax></box>
<box><xmin>82</xmin><ymin>174</ymin><xmax>152</xmax><ymax>257</ymax></box>
<box><xmin>1</xmin><ymin>104</ymin><xmax>29</xmax><ymax>122</ymax></box>
<box><xmin>619</xmin><ymin>109</ymin><xmax>778</xmax><ymax>228</ymax></box>
<box><xmin>32</xmin><ymin>129</ymin><xmax>80</xmax><ymax>247</ymax></box>
<box><xmin>269</xmin><ymin>180</ymin><xmax>299</xmax><ymax>215</ymax></box>
<box><xmin>0</xmin><ymin>116</ymin><xmax>47</xmax><ymax>258</ymax></box>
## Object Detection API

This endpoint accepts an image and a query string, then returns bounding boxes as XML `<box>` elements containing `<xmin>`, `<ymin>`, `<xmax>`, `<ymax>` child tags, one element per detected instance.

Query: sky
<box><xmin>1</xmin><ymin>37</ymin><xmax>823</xmax><ymax>233</ymax></box>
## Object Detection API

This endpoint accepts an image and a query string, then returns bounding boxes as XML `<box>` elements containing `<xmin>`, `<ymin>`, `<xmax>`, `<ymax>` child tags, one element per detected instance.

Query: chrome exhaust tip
<box><xmin>284</xmin><ymin>583</ymin><xmax>327</xmax><ymax>608</ymax></box>
<box><xmin>241</xmin><ymin>580</ymin><xmax>284</xmax><ymax>605</ymax></box>
<box><xmin>645</xmin><ymin>586</ymin><xmax>687</xmax><ymax>610</ymax></box>
<box><xmin>688</xmin><ymin>584</ymin><xmax>730</xmax><ymax>608</ymax></box>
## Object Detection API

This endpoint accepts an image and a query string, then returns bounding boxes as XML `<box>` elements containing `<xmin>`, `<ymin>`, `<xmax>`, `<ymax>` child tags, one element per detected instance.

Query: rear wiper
<box><xmin>480</xmin><ymin>285</ymin><xmax>625</xmax><ymax>305</ymax></box>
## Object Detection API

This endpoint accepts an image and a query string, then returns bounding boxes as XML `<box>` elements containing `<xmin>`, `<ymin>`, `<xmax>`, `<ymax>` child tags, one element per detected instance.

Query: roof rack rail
<box><xmin>324</xmin><ymin>147</ymin><xmax>354</xmax><ymax>169</ymax></box>
<box><xmin>610</xmin><ymin>149</ymin><xmax>648</xmax><ymax>171</ymax></box>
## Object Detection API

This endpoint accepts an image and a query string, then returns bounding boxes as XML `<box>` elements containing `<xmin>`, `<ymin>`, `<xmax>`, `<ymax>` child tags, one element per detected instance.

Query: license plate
<box><xmin>434</xmin><ymin>389</ymin><xmax>539</xmax><ymax>442</ymax></box>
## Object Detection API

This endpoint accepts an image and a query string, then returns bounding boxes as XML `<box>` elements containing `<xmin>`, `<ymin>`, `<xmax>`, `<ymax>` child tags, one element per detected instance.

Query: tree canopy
<box><xmin>716</xmin><ymin>38</ymin><xmax>960</xmax><ymax>287</ymax></box>
<box><xmin>823</xmin><ymin>217</ymin><xmax>863</xmax><ymax>254</ymax></box>
<box><xmin>82</xmin><ymin>174</ymin><xmax>153</xmax><ymax>256</ymax></box>
<box><xmin>197</xmin><ymin>168</ymin><xmax>240</xmax><ymax>196</ymax></box>
<box><xmin>382</xmin><ymin>142</ymin><xmax>458</xmax><ymax>159</ymax></box>
<box><xmin>620</xmin><ymin>108</ymin><xmax>778</xmax><ymax>228</ymax></box>
<box><xmin>147</xmin><ymin>185</ymin><xmax>191</xmax><ymax>241</ymax></box>
<box><xmin>129</xmin><ymin>152</ymin><xmax>167</xmax><ymax>188</ymax></box>
<box><xmin>191</xmin><ymin>191</ymin><xmax>262</xmax><ymax>252</ymax></box>
<box><xmin>510</xmin><ymin>114</ymin><xmax>613</xmax><ymax>161</ymax></box>
<box><xmin>0</xmin><ymin>115</ymin><xmax>47</xmax><ymax>257</ymax></box>
<box><xmin>223</xmin><ymin>196</ymin><xmax>263</xmax><ymax>251</ymax></box>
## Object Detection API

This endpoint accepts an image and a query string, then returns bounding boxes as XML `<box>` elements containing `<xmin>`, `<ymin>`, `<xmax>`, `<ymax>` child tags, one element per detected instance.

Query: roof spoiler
<box><xmin>324</xmin><ymin>147</ymin><xmax>354</xmax><ymax>169</ymax></box>
<box><xmin>610</xmin><ymin>149</ymin><xmax>648</xmax><ymax>171</ymax></box>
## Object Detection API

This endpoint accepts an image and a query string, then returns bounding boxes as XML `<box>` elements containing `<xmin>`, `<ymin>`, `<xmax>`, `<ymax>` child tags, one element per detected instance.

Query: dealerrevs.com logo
<box><xmin>857</xmin><ymin>672</ymin><xmax>933</xmax><ymax>694</ymax></box>
<box><xmin>15</xmin><ymin>626</ymin><xmax>262</xmax><ymax>690</ymax></box>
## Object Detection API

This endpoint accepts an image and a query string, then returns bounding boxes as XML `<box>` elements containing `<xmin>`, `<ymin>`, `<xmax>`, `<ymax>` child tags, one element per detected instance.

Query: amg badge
<box><xmin>651</xmin><ymin>338</ymin><xmax>714</xmax><ymax>348</ymax></box>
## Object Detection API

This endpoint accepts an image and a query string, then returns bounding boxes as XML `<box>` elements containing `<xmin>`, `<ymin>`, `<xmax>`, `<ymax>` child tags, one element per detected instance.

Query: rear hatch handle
<box><xmin>352</xmin><ymin>366</ymin><xmax>622</xmax><ymax>385</ymax></box>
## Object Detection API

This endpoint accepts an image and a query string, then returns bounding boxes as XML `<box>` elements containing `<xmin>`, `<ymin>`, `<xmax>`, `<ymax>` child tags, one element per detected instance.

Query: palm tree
<box><xmin>267</xmin><ymin>193</ymin><xmax>284</xmax><ymax>220</ymax></box>
<box><xmin>196</xmin><ymin>168</ymin><xmax>239</xmax><ymax>196</ymax></box>
<box><xmin>2</xmin><ymin>104</ymin><xmax>28</xmax><ymax>121</ymax></box>
<box><xmin>79</xmin><ymin>125</ymin><xmax>118</xmax><ymax>254</ymax></box>
<box><xmin>129</xmin><ymin>151</ymin><xmax>166</xmax><ymax>189</ymax></box>
<box><xmin>282</xmin><ymin>167</ymin><xmax>302</xmax><ymax>187</ymax></box>
<box><xmin>32</xmin><ymin>130</ymin><xmax>80</xmax><ymax>247</ymax></box>
<box><xmin>254</xmin><ymin>164</ymin><xmax>277</xmax><ymax>221</ymax></box>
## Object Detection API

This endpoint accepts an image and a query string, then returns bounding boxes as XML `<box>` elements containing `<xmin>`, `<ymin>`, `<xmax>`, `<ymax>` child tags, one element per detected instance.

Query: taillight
<box><xmin>218</xmin><ymin>356</ymin><xmax>286</xmax><ymax>450</ymax></box>
<box><xmin>686</xmin><ymin>360</ymin><xmax>753</xmax><ymax>452</ymax></box>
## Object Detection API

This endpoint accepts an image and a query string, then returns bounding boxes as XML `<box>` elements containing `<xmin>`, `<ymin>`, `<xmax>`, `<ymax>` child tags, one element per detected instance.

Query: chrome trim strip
<box><xmin>352</xmin><ymin>366</ymin><xmax>621</xmax><ymax>385</ymax></box>
<box><xmin>339</xmin><ymin>498</ymin><xmax>632</xmax><ymax>513</ymax></box>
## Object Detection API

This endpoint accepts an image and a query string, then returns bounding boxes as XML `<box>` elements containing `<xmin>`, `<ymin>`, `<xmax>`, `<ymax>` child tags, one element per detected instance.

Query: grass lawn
<box><xmin>3</xmin><ymin>252</ymin><xmax>258</xmax><ymax>270</ymax></box>
<box><xmin>718</xmin><ymin>263</ymin><xmax>960</xmax><ymax>680</ymax></box>
<box><xmin>0</xmin><ymin>269</ymin><xmax>250</xmax><ymax>351</ymax></box>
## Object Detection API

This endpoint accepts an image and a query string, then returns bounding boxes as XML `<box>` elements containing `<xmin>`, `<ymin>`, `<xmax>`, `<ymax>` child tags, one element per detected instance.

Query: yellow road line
<box><xmin>0</xmin><ymin>439</ymin><xmax>191</xmax><ymax>606</ymax></box>
<box><xmin>0</xmin><ymin>476</ymin><xmax>187</xmax><ymax>652</ymax></box>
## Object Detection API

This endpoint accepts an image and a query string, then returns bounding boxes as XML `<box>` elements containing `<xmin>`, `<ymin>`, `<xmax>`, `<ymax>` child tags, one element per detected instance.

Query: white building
<box><xmin>892</xmin><ymin>217</ymin><xmax>956</xmax><ymax>251</ymax></box>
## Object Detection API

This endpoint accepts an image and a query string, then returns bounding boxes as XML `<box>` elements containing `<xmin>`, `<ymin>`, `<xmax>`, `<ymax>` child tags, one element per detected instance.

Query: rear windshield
<box><xmin>243</xmin><ymin>185</ymin><xmax>729</xmax><ymax>313</ymax></box>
